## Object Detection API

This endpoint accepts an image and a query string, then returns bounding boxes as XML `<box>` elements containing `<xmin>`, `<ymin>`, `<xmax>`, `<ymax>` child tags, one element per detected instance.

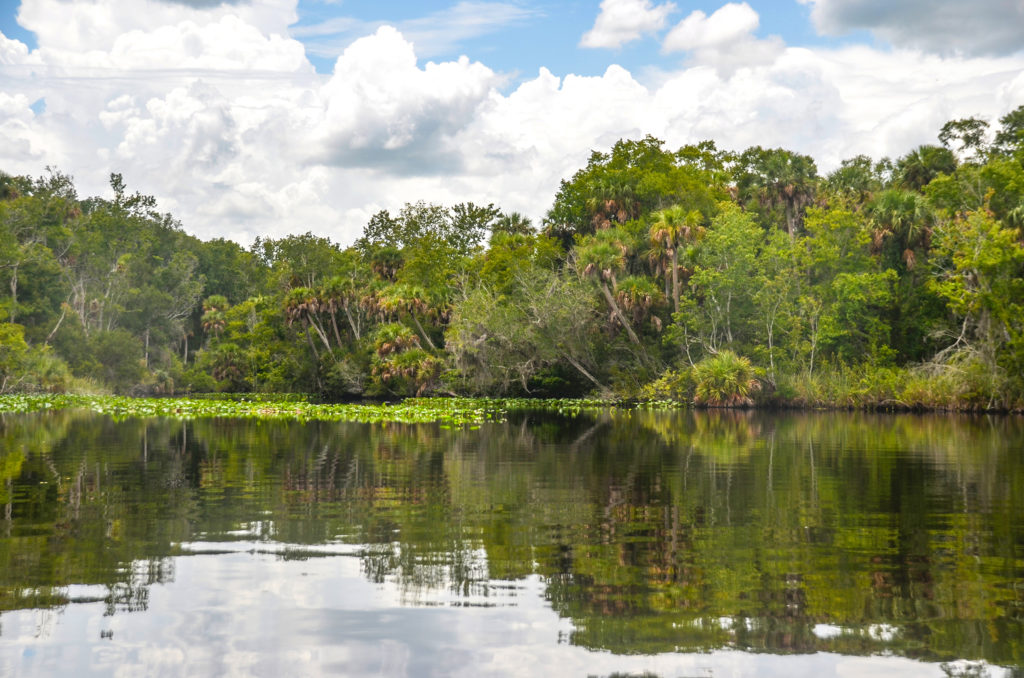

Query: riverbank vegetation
<box><xmin>2</xmin><ymin>107</ymin><xmax>1023</xmax><ymax>411</ymax></box>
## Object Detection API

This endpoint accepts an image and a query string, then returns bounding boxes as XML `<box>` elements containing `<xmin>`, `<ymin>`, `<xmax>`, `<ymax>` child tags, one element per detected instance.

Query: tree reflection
<box><xmin>0</xmin><ymin>409</ymin><xmax>1021</xmax><ymax>667</ymax></box>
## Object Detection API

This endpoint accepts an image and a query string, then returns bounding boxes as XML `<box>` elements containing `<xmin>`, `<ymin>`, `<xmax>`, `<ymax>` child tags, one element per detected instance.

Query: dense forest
<box><xmin>2</xmin><ymin>107</ymin><xmax>1023</xmax><ymax>410</ymax></box>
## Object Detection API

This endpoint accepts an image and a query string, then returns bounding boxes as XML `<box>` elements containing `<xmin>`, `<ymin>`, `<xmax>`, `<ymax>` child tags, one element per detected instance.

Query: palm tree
<box><xmin>200</xmin><ymin>309</ymin><xmax>226</xmax><ymax>339</ymax></box>
<box><xmin>200</xmin><ymin>295</ymin><xmax>229</xmax><ymax>341</ymax></box>
<box><xmin>894</xmin><ymin>145</ymin><xmax>956</xmax><ymax>191</ymax></box>
<box><xmin>649</xmin><ymin>205</ymin><xmax>703</xmax><ymax>314</ymax></box>
<box><xmin>284</xmin><ymin>287</ymin><xmax>333</xmax><ymax>358</ymax></box>
<box><xmin>376</xmin><ymin>283</ymin><xmax>438</xmax><ymax>350</ymax></box>
<box><xmin>615</xmin><ymin>275</ymin><xmax>665</xmax><ymax>330</ymax></box>
<box><xmin>491</xmin><ymin>212</ymin><xmax>534</xmax><ymax>237</ymax></box>
<box><xmin>735</xmin><ymin>147</ymin><xmax>818</xmax><ymax>237</ymax></box>
<box><xmin>867</xmin><ymin>189</ymin><xmax>934</xmax><ymax>269</ymax></box>
<box><xmin>576</xmin><ymin>231</ymin><xmax>641</xmax><ymax>345</ymax></box>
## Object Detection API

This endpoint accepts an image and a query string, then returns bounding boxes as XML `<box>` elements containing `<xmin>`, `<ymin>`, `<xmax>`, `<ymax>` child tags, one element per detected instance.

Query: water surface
<box><xmin>1</xmin><ymin>408</ymin><xmax>1022</xmax><ymax>676</ymax></box>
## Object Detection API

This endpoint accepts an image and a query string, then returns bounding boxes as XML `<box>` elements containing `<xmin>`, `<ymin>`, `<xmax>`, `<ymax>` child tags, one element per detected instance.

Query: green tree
<box><xmin>894</xmin><ymin>145</ymin><xmax>957</xmax><ymax>191</ymax></box>
<box><xmin>447</xmin><ymin>267</ymin><xmax>605</xmax><ymax>394</ymax></box>
<box><xmin>993</xmin><ymin>104</ymin><xmax>1024</xmax><ymax>156</ymax></box>
<box><xmin>824</xmin><ymin>155</ymin><xmax>887</xmax><ymax>203</ymax></box>
<box><xmin>672</xmin><ymin>204</ymin><xmax>762</xmax><ymax>357</ymax></box>
<box><xmin>733</xmin><ymin>147</ymin><xmax>818</xmax><ymax>237</ymax></box>
<box><xmin>575</xmin><ymin>229</ymin><xmax>641</xmax><ymax>346</ymax></box>
<box><xmin>928</xmin><ymin>208</ymin><xmax>1024</xmax><ymax>406</ymax></box>
<box><xmin>939</xmin><ymin>117</ymin><xmax>990</xmax><ymax>164</ymax></box>
<box><xmin>649</xmin><ymin>205</ymin><xmax>703</xmax><ymax>314</ymax></box>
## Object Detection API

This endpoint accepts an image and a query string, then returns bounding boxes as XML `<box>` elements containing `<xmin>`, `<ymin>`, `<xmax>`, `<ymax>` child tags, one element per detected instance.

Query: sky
<box><xmin>1</xmin><ymin>0</ymin><xmax>1023</xmax><ymax>246</ymax></box>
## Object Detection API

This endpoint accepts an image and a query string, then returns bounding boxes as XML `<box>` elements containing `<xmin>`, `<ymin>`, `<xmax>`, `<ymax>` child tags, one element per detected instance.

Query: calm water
<box><xmin>0</xmin><ymin>408</ymin><xmax>1022</xmax><ymax>677</ymax></box>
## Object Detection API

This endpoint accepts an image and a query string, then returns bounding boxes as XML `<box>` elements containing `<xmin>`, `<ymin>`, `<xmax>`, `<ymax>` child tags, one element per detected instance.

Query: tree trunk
<box><xmin>565</xmin><ymin>354</ymin><xmax>608</xmax><ymax>393</ymax></box>
<box><xmin>329</xmin><ymin>310</ymin><xmax>344</xmax><ymax>348</ymax></box>
<box><xmin>599</xmin><ymin>281</ymin><xmax>641</xmax><ymax>345</ymax></box>
<box><xmin>8</xmin><ymin>264</ymin><xmax>17</xmax><ymax>323</ymax></box>
<box><xmin>45</xmin><ymin>305</ymin><xmax>68</xmax><ymax>345</ymax></box>
<box><xmin>303</xmin><ymin>320</ymin><xmax>321</xmax><ymax>361</ymax></box>
<box><xmin>342</xmin><ymin>302</ymin><xmax>361</xmax><ymax>341</ymax></box>
<box><xmin>307</xmin><ymin>316</ymin><xmax>334</xmax><ymax>354</ymax></box>
<box><xmin>671</xmin><ymin>249</ymin><xmax>679</xmax><ymax>315</ymax></box>
<box><xmin>411</xmin><ymin>314</ymin><xmax>437</xmax><ymax>350</ymax></box>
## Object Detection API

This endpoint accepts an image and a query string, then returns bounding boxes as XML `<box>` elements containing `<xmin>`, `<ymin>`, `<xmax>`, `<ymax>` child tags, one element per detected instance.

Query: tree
<box><xmin>752</xmin><ymin>229</ymin><xmax>801</xmax><ymax>385</ymax></box>
<box><xmin>672</xmin><ymin>204</ymin><xmax>761</xmax><ymax>357</ymax></box>
<box><xmin>375</xmin><ymin>283</ymin><xmax>439</xmax><ymax>350</ymax></box>
<box><xmin>733</xmin><ymin>147</ymin><xmax>818</xmax><ymax>237</ymax></box>
<box><xmin>491</xmin><ymin>212</ymin><xmax>534</xmax><ymax>237</ymax></box>
<box><xmin>649</xmin><ymin>205</ymin><xmax>703</xmax><ymax>314</ymax></box>
<box><xmin>928</xmin><ymin>208</ymin><xmax>1024</xmax><ymax>406</ymax></box>
<box><xmin>545</xmin><ymin>136</ymin><xmax>724</xmax><ymax>245</ymax></box>
<box><xmin>575</xmin><ymin>229</ymin><xmax>641</xmax><ymax>346</ymax></box>
<box><xmin>939</xmin><ymin>117</ymin><xmax>990</xmax><ymax>164</ymax></box>
<box><xmin>254</xmin><ymin>232</ymin><xmax>343</xmax><ymax>291</ymax></box>
<box><xmin>446</xmin><ymin>267</ymin><xmax>606</xmax><ymax>394</ymax></box>
<box><xmin>993</xmin><ymin>104</ymin><xmax>1024</xmax><ymax>156</ymax></box>
<box><xmin>866</xmin><ymin>189</ymin><xmax>933</xmax><ymax>271</ymax></box>
<box><xmin>825</xmin><ymin>155</ymin><xmax>886</xmax><ymax>203</ymax></box>
<box><xmin>894</xmin><ymin>145</ymin><xmax>957</xmax><ymax>191</ymax></box>
<box><xmin>201</xmin><ymin>295</ymin><xmax>229</xmax><ymax>340</ymax></box>
<box><xmin>798</xmin><ymin>205</ymin><xmax>897</xmax><ymax>371</ymax></box>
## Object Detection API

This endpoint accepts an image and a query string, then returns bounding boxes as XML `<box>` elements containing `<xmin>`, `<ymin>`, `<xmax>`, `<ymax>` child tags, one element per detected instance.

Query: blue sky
<box><xmin>0</xmin><ymin>0</ymin><xmax>1022</xmax><ymax>245</ymax></box>
<box><xmin>0</xmin><ymin>0</ymin><xmax>867</xmax><ymax>79</ymax></box>
<box><xmin>286</xmin><ymin>1</ymin><xmax>835</xmax><ymax>78</ymax></box>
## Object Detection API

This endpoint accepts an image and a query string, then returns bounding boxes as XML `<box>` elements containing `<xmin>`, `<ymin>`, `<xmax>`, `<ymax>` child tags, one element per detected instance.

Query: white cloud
<box><xmin>2</xmin><ymin>0</ymin><xmax>1024</xmax><ymax>249</ymax></box>
<box><xmin>580</xmin><ymin>0</ymin><xmax>676</xmax><ymax>49</ymax></box>
<box><xmin>17</xmin><ymin>0</ymin><xmax>300</xmax><ymax>54</ymax></box>
<box><xmin>0</xmin><ymin>93</ymin><xmax>56</xmax><ymax>166</ymax></box>
<box><xmin>664</xmin><ymin>2</ymin><xmax>758</xmax><ymax>50</ymax></box>
<box><xmin>799</xmin><ymin>0</ymin><xmax>1024</xmax><ymax>57</ymax></box>
<box><xmin>662</xmin><ymin>3</ymin><xmax>784</xmax><ymax>74</ymax></box>
<box><xmin>313</xmin><ymin>26</ymin><xmax>500</xmax><ymax>174</ymax></box>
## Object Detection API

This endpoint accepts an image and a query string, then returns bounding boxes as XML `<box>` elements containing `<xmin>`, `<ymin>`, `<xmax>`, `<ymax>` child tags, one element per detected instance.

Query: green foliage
<box><xmin>676</xmin><ymin>203</ymin><xmax>761</xmax><ymax>356</ymax></box>
<box><xmin>447</xmin><ymin>267</ymin><xmax>604</xmax><ymax>395</ymax></box>
<box><xmin>894</xmin><ymin>144</ymin><xmax>957</xmax><ymax>191</ymax></box>
<box><xmin>544</xmin><ymin>135</ymin><xmax>725</xmax><ymax>245</ymax></box>
<box><xmin>692</xmin><ymin>351</ymin><xmax>761</xmax><ymax>407</ymax></box>
<box><xmin>825</xmin><ymin>154</ymin><xmax>887</xmax><ymax>201</ymax></box>
<box><xmin>993</xmin><ymin>104</ymin><xmax>1024</xmax><ymax>156</ymax></box>
<box><xmin>732</xmin><ymin>146</ymin><xmax>818</xmax><ymax>235</ymax></box>
<box><xmin>3</xmin><ymin>114</ymin><xmax>1024</xmax><ymax>409</ymax></box>
<box><xmin>927</xmin><ymin>208</ymin><xmax>1024</xmax><ymax>408</ymax></box>
<box><xmin>89</xmin><ymin>329</ymin><xmax>145</xmax><ymax>393</ymax></box>
<box><xmin>638</xmin><ymin>367</ymin><xmax>693</xmax><ymax>402</ymax></box>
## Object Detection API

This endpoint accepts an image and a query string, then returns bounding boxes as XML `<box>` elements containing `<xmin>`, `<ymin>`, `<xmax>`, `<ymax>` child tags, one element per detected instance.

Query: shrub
<box><xmin>692</xmin><ymin>351</ymin><xmax>760</xmax><ymax>407</ymax></box>
<box><xmin>638</xmin><ymin>368</ymin><xmax>693</xmax><ymax>402</ymax></box>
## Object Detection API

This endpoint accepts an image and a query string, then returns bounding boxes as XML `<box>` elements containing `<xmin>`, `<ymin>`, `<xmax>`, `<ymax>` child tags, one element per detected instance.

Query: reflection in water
<box><xmin>0</xmin><ymin>408</ymin><xmax>1022</xmax><ymax>676</ymax></box>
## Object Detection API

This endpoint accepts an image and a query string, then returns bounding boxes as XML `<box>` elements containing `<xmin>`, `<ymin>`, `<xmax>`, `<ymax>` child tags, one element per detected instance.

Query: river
<box><xmin>1</xmin><ymin>408</ymin><xmax>1021</xmax><ymax>676</ymax></box>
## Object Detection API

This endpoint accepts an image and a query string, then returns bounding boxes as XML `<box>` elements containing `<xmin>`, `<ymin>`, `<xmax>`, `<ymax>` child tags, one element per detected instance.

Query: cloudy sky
<box><xmin>1</xmin><ymin>0</ymin><xmax>1023</xmax><ymax>246</ymax></box>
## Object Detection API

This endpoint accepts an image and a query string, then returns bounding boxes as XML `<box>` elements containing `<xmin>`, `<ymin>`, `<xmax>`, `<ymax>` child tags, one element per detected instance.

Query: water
<box><xmin>0</xmin><ymin>408</ymin><xmax>1022</xmax><ymax>676</ymax></box>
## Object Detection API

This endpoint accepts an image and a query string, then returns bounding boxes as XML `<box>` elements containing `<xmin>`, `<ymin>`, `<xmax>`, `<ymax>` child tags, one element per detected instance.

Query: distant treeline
<box><xmin>2</xmin><ymin>106</ymin><xmax>1023</xmax><ymax>409</ymax></box>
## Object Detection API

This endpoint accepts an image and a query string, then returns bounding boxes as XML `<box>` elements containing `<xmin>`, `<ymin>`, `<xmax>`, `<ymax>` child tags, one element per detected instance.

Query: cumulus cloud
<box><xmin>3</xmin><ymin>0</ymin><xmax>1024</xmax><ymax>247</ymax></box>
<box><xmin>0</xmin><ymin>93</ymin><xmax>53</xmax><ymax>165</ymax></box>
<box><xmin>799</xmin><ymin>0</ymin><xmax>1024</xmax><ymax>56</ymax></box>
<box><xmin>662</xmin><ymin>2</ymin><xmax>784</xmax><ymax>73</ymax></box>
<box><xmin>312</xmin><ymin>26</ymin><xmax>499</xmax><ymax>175</ymax></box>
<box><xmin>580</xmin><ymin>0</ymin><xmax>676</xmax><ymax>49</ymax></box>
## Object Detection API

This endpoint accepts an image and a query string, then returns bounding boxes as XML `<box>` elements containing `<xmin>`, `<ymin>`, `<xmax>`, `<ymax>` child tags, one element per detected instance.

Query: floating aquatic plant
<box><xmin>0</xmin><ymin>394</ymin><xmax>683</xmax><ymax>426</ymax></box>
